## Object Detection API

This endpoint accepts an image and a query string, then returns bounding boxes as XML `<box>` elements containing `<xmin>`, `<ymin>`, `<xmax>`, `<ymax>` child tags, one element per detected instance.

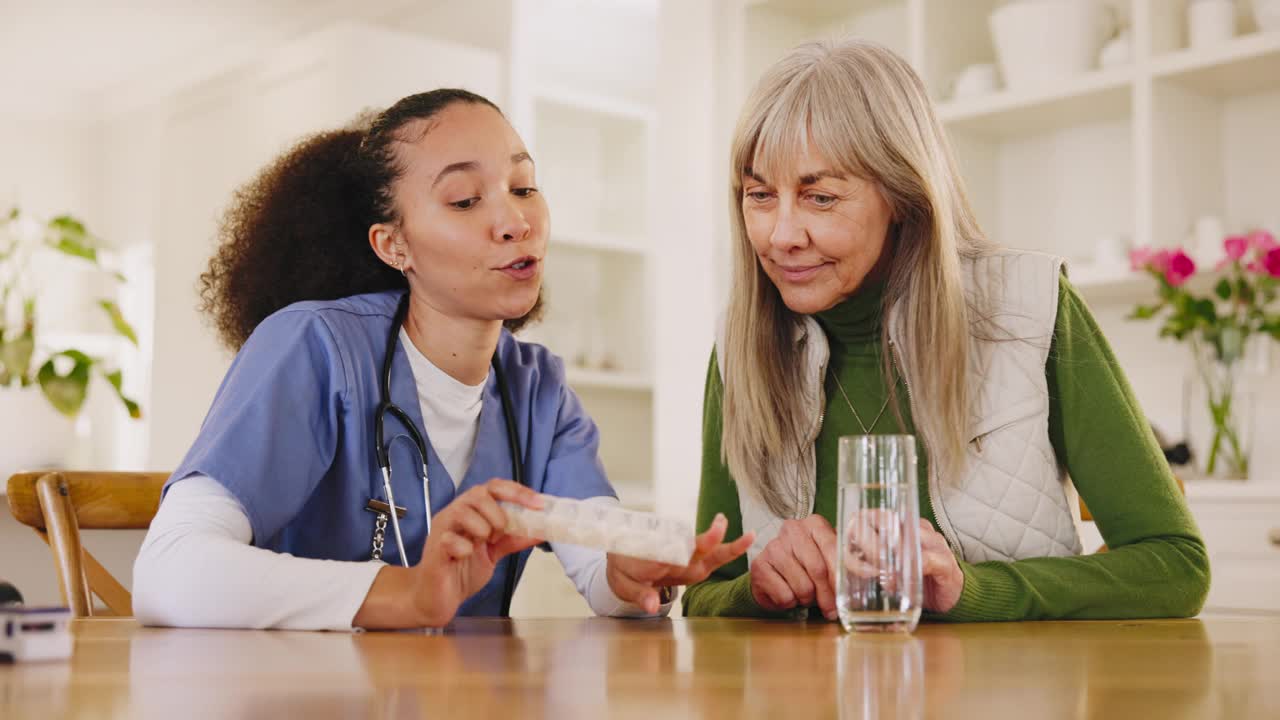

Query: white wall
<box><xmin>653</xmin><ymin>0</ymin><xmax>721</xmax><ymax>522</ymax></box>
<box><xmin>146</xmin><ymin>24</ymin><xmax>503</xmax><ymax>471</ymax></box>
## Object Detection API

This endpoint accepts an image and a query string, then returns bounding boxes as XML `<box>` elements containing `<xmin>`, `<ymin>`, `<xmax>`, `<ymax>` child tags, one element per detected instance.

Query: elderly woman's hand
<box><xmin>918</xmin><ymin>519</ymin><xmax>964</xmax><ymax>613</ymax></box>
<box><xmin>838</xmin><ymin>514</ymin><xmax>965</xmax><ymax>616</ymax></box>
<box><xmin>605</xmin><ymin>514</ymin><xmax>754</xmax><ymax>614</ymax></box>
<box><xmin>750</xmin><ymin>515</ymin><xmax>839</xmax><ymax>620</ymax></box>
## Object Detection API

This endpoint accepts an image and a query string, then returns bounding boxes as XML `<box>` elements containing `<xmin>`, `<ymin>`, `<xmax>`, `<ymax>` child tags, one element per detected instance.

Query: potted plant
<box><xmin>1128</xmin><ymin>229</ymin><xmax>1280</xmax><ymax>480</ymax></box>
<box><xmin>0</xmin><ymin>207</ymin><xmax>141</xmax><ymax>476</ymax></box>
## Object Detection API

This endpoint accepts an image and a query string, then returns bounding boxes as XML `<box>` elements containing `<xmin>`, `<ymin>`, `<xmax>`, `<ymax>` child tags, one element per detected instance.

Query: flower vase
<box><xmin>1183</xmin><ymin>335</ymin><xmax>1263</xmax><ymax>480</ymax></box>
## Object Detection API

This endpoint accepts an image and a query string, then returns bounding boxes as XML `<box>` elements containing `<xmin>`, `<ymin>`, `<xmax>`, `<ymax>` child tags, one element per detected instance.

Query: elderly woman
<box><xmin>682</xmin><ymin>40</ymin><xmax>1209</xmax><ymax>622</ymax></box>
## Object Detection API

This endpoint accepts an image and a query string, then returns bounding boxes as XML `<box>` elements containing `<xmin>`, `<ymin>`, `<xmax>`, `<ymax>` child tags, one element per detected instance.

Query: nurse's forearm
<box><xmin>352</xmin><ymin>566</ymin><xmax>444</xmax><ymax>628</ymax></box>
<box><xmin>133</xmin><ymin>476</ymin><xmax>384</xmax><ymax>631</ymax></box>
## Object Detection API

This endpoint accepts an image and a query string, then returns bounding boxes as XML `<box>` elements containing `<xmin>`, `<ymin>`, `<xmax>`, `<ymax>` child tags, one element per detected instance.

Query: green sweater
<box><xmin>682</xmin><ymin>274</ymin><xmax>1210</xmax><ymax>621</ymax></box>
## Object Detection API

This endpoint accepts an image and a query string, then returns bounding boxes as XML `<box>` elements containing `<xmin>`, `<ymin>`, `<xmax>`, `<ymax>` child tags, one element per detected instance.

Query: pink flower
<box><xmin>1224</xmin><ymin>234</ymin><xmax>1250</xmax><ymax>260</ymax></box>
<box><xmin>1129</xmin><ymin>246</ymin><xmax>1155</xmax><ymax>271</ymax></box>
<box><xmin>1130</xmin><ymin>246</ymin><xmax>1175</xmax><ymax>273</ymax></box>
<box><xmin>1164</xmin><ymin>250</ymin><xmax>1196</xmax><ymax>286</ymax></box>
<box><xmin>1248</xmin><ymin>260</ymin><xmax>1266</xmax><ymax>274</ymax></box>
<box><xmin>1249</xmin><ymin>229</ymin><xmax>1278</xmax><ymax>252</ymax></box>
<box><xmin>1264</xmin><ymin>246</ymin><xmax>1280</xmax><ymax>278</ymax></box>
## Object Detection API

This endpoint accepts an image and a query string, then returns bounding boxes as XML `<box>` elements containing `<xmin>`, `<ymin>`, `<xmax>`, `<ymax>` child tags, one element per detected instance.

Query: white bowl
<box><xmin>1254</xmin><ymin>0</ymin><xmax>1280</xmax><ymax>32</ymax></box>
<box><xmin>989</xmin><ymin>0</ymin><xmax>1110</xmax><ymax>90</ymax></box>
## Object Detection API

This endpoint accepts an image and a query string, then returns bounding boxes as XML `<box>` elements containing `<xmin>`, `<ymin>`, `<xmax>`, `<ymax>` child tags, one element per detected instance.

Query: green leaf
<box><xmin>0</xmin><ymin>332</ymin><xmax>35</xmax><ymax>383</ymax></box>
<box><xmin>100</xmin><ymin>368</ymin><xmax>142</xmax><ymax>419</ymax></box>
<box><xmin>45</xmin><ymin>215</ymin><xmax>98</xmax><ymax>262</ymax></box>
<box><xmin>97</xmin><ymin>300</ymin><xmax>138</xmax><ymax>346</ymax></box>
<box><xmin>36</xmin><ymin>350</ymin><xmax>93</xmax><ymax>417</ymax></box>
<box><xmin>1237</xmin><ymin>278</ymin><xmax>1256</xmax><ymax>305</ymax></box>
<box><xmin>1215</xmin><ymin>278</ymin><xmax>1233</xmax><ymax>301</ymax></box>
<box><xmin>6</xmin><ymin>207</ymin><xmax>17</xmax><ymax>220</ymax></box>
<box><xmin>48</xmin><ymin>215</ymin><xmax>87</xmax><ymax>236</ymax></box>
<box><xmin>1129</xmin><ymin>304</ymin><xmax>1161</xmax><ymax>320</ymax></box>
<box><xmin>1193</xmin><ymin>298</ymin><xmax>1217</xmax><ymax>324</ymax></box>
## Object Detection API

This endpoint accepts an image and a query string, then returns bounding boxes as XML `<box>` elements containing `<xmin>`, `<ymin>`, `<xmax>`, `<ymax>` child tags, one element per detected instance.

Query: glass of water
<box><xmin>835</xmin><ymin>435</ymin><xmax>922</xmax><ymax>633</ymax></box>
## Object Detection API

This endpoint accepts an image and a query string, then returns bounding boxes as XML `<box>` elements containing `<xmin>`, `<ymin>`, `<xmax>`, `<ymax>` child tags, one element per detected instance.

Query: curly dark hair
<box><xmin>200</xmin><ymin>88</ymin><xmax>543</xmax><ymax>350</ymax></box>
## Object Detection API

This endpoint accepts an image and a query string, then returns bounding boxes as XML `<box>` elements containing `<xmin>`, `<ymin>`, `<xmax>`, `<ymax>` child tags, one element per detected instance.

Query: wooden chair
<box><xmin>1079</xmin><ymin>474</ymin><xmax>1186</xmax><ymax>553</ymax></box>
<box><xmin>6</xmin><ymin>471</ymin><xmax>167</xmax><ymax>618</ymax></box>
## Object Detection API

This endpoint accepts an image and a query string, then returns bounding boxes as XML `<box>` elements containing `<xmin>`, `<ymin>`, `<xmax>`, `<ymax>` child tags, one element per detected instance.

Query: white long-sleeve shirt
<box><xmin>133</xmin><ymin>332</ymin><xmax>667</xmax><ymax>630</ymax></box>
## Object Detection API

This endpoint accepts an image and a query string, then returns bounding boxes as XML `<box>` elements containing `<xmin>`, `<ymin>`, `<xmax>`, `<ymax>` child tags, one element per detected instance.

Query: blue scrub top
<box><xmin>167</xmin><ymin>290</ymin><xmax>616</xmax><ymax>616</ymax></box>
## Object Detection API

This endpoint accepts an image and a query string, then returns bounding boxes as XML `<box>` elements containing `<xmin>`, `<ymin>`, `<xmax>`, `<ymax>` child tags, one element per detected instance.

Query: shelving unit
<box><xmin>714</xmin><ymin>0</ymin><xmax>1280</xmax><ymax>482</ymax></box>
<box><xmin>936</xmin><ymin>66</ymin><xmax>1133</xmax><ymax>137</ymax></box>
<box><xmin>507</xmin><ymin>0</ymin><xmax>658</xmax><ymax>514</ymax></box>
<box><xmin>722</xmin><ymin>0</ymin><xmax>1280</xmax><ymax>299</ymax></box>
<box><xmin>566</xmin><ymin>367</ymin><xmax>653</xmax><ymax>393</ymax></box>
<box><xmin>1150</xmin><ymin>30</ymin><xmax>1280</xmax><ymax>95</ymax></box>
<box><xmin>552</xmin><ymin>231</ymin><xmax>646</xmax><ymax>256</ymax></box>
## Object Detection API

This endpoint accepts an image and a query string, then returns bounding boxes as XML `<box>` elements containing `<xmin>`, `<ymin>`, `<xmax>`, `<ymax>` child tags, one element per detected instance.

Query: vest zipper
<box><xmin>802</xmin><ymin>350</ymin><xmax>828</xmax><ymax>519</ymax></box>
<box><xmin>888</xmin><ymin>336</ymin><xmax>963</xmax><ymax>557</ymax></box>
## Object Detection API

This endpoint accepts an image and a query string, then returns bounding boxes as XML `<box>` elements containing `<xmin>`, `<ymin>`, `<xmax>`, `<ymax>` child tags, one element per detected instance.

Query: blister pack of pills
<box><xmin>501</xmin><ymin>494</ymin><xmax>695</xmax><ymax>566</ymax></box>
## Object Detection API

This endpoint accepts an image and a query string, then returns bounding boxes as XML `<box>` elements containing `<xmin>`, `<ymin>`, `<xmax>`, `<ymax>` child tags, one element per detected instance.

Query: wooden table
<box><xmin>3</xmin><ymin>616</ymin><xmax>1277</xmax><ymax>718</ymax></box>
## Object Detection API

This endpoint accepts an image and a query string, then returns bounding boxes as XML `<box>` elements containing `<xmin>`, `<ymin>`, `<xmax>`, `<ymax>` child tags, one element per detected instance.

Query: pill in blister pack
<box><xmin>501</xmin><ymin>494</ymin><xmax>695</xmax><ymax>566</ymax></box>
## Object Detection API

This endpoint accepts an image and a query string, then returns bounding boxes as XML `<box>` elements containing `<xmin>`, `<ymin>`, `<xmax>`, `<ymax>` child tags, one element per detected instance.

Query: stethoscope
<box><xmin>372</xmin><ymin>293</ymin><xmax>526</xmax><ymax>616</ymax></box>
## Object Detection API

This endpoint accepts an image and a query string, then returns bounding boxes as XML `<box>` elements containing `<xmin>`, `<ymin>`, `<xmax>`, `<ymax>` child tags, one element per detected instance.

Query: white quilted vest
<box><xmin>717</xmin><ymin>249</ymin><xmax>1083</xmax><ymax>565</ymax></box>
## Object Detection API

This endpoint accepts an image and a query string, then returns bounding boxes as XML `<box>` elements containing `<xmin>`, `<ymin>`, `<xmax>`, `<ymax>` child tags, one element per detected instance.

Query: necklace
<box><xmin>832</xmin><ymin>371</ymin><xmax>893</xmax><ymax>435</ymax></box>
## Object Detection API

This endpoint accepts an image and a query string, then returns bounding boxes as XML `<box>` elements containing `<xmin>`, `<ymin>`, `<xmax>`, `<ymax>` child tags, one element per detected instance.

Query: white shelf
<box><xmin>938</xmin><ymin>66</ymin><xmax>1133</xmax><ymax>138</ymax></box>
<box><xmin>745</xmin><ymin>0</ymin><xmax>900</xmax><ymax>23</ymax></box>
<box><xmin>1185</xmin><ymin>479</ymin><xmax>1280</xmax><ymax>502</ymax></box>
<box><xmin>1151</xmin><ymin>32</ymin><xmax>1280</xmax><ymax>98</ymax></box>
<box><xmin>1071</xmin><ymin>264</ymin><xmax>1238</xmax><ymax>301</ymax></box>
<box><xmin>615</xmin><ymin>482</ymin><xmax>656</xmax><ymax>512</ymax></box>
<box><xmin>1069</xmin><ymin>262</ymin><xmax>1132</xmax><ymax>287</ymax></box>
<box><xmin>553</xmin><ymin>231</ymin><xmax>647</xmax><ymax>257</ymax></box>
<box><xmin>533</xmin><ymin>84</ymin><xmax>656</xmax><ymax>125</ymax></box>
<box><xmin>1068</xmin><ymin>262</ymin><xmax>1151</xmax><ymax>300</ymax></box>
<box><xmin>566</xmin><ymin>367</ymin><xmax>653</xmax><ymax>393</ymax></box>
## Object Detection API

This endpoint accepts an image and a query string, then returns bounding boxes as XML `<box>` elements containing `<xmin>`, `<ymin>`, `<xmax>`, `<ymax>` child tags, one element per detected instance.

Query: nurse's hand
<box><xmin>605</xmin><ymin>513</ymin><xmax>755</xmax><ymax>614</ymax></box>
<box><xmin>354</xmin><ymin>479</ymin><xmax>543</xmax><ymax>629</ymax></box>
<box><xmin>414</xmin><ymin>479</ymin><xmax>545</xmax><ymax>624</ymax></box>
<box><xmin>749</xmin><ymin>514</ymin><xmax>838</xmax><ymax>620</ymax></box>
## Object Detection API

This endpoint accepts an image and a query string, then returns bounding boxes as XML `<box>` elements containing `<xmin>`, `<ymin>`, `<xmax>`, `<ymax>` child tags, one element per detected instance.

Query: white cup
<box><xmin>952</xmin><ymin>63</ymin><xmax>1000</xmax><ymax>99</ymax></box>
<box><xmin>989</xmin><ymin>0</ymin><xmax>1110</xmax><ymax>90</ymax></box>
<box><xmin>1094</xmin><ymin>234</ymin><xmax>1130</xmax><ymax>268</ymax></box>
<box><xmin>1188</xmin><ymin>0</ymin><xmax>1236</xmax><ymax>49</ymax></box>
<box><xmin>1099</xmin><ymin>30</ymin><xmax>1132</xmax><ymax>68</ymax></box>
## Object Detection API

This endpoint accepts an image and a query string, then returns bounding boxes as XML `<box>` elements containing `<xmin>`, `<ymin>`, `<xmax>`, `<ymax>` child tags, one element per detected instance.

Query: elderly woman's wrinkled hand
<box><xmin>918</xmin><ymin>519</ymin><xmax>964</xmax><ymax>613</ymax></box>
<box><xmin>840</xmin><ymin>514</ymin><xmax>964</xmax><ymax>614</ymax></box>
<box><xmin>750</xmin><ymin>515</ymin><xmax>839</xmax><ymax>620</ymax></box>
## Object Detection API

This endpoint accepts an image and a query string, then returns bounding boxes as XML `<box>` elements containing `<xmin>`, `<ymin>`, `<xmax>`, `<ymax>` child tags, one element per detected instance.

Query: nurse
<box><xmin>132</xmin><ymin>89</ymin><xmax>751</xmax><ymax>630</ymax></box>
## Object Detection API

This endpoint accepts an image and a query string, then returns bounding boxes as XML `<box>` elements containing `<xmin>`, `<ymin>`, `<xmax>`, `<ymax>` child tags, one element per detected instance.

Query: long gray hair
<box><xmin>721</xmin><ymin>40</ymin><xmax>990</xmax><ymax>516</ymax></box>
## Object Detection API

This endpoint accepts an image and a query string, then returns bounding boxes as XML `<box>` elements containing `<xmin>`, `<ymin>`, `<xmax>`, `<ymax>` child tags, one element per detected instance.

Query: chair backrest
<box><xmin>6</xmin><ymin>471</ymin><xmax>167</xmax><ymax>618</ymax></box>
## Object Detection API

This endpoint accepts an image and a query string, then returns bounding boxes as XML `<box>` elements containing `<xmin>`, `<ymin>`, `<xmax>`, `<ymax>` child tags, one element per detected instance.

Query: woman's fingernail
<box><xmin>825</xmin><ymin>610</ymin><xmax>838</xmax><ymax>621</ymax></box>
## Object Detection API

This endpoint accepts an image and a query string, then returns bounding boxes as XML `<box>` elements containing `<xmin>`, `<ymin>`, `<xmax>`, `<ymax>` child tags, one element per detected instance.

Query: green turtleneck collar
<box><xmin>814</xmin><ymin>278</ymin><xmax>886</xmax><ymax>349</ymax></box>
